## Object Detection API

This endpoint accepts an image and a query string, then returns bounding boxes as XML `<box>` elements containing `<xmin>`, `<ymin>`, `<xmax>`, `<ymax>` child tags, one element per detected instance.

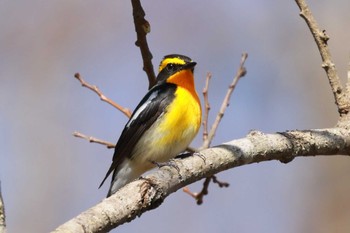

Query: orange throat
<box><xmin>167</xmin><ymin>69</ymin><xmax>201</xmax><ymax>106</ymax></box>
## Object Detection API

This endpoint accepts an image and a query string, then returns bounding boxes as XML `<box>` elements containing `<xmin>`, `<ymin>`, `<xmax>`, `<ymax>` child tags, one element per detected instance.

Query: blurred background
<box><xmin>1</xmin><ymin>1</ymin><xmax>350</xmax><ymax>232</ymax></box>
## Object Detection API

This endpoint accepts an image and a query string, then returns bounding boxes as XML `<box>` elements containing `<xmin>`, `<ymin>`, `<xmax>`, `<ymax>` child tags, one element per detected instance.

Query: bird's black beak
<box><xmin>183</xmin><ymin>61</ymin><xmax>197</xmax><ymax>72</ymax></box>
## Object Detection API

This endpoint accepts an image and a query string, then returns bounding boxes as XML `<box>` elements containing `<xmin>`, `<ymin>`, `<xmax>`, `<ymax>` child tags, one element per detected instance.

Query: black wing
<box><xmin>99</xmin><ymin>83</ymin><xmax>176</xmax><ymax>188</ymax></box>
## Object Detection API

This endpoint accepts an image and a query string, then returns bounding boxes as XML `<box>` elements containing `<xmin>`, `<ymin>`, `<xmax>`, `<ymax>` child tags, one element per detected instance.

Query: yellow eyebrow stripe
<box><xmin>159</xmin><ymin>57</ymin><xmax>187</xmax><ymax>72</ymax></box>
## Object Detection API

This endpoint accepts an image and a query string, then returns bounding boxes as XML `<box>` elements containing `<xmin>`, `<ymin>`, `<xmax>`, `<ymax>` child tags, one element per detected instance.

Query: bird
<box><xmin>99</xmin><ymin>54</ymin><xmax>202</xmax><ymax>197</ymax></box>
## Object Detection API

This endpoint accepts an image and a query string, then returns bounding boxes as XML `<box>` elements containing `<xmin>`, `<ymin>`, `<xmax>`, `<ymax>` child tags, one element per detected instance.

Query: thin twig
<box><xmin>183</xmin><ymin>177</ymin><xmax>211</xmax><ymax>205</ymax></box>
<box><xmin>202</xmin><ymin>72</ymin><xmax>212</xmax><ymax>142</ymax></box>
<box><xmin>74</xmin><ymin>73</ymin><xmax>132</xmax><ymax>118</ymax></box>
<box><xmin>184</xmin><ymin>55</ymin><xmax>247</xmax><ymax>204</ymax></box>
<box><xmin>73</xmin><ymin>131</ymin><xmax>115</xmax><ymax>149</ymax></box>
<box><xmin>182</xmin><ymin>174</ymin><xmax>230</xmax><ymax>205</ymax></box>
<box><xmin>182</xmin><ymin>186</ymin><xmax>198</xmax><ymax>199</ymax></box>
<box><xmin>202</xmin><ymin>53</ymin><xmax>248</xmax><ymax>149</ymax></box>
<box><xmin>295</xmin><ymin>0</ymin><xmax>350</xmax><ymax>116</ymax></box>
<box><xmin>212</xmin><ymin>175</ymin><xmax>229</xmax><ymax>188</ymax></box>
<box><xmin>0</xmin><ymin>182</ymin><xmax>6</xmax><ymax>233</ymax></box>
<box><xmin>131</xmin><ymin>0</ymin><xmax>156</xmax><ymax>89</ymax></box>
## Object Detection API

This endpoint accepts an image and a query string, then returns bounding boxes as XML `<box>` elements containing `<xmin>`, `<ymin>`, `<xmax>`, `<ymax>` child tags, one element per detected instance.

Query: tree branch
<box><xmin>201</xmin><ymin>53</ymin><xmax>247</xmax><ymax>149</ymax></box>
<box><xmin>183</xmin><ymin>175</ymin><xmax>228</xmax><ymax>205</ymax></box>
<box><xmin>346</xmin><ymin>59</ymin><xmax>350</xmax><ymax>104</ymax></box>
<box><xmin>0</xmin><ymin>182</ymin><xmax>6</xmax><ymax>233</ymax></box>
<box><xmin>184</xmin><ymin>54</ymin><xmax>247</xmax><ymax>203</ymax></box>
<box><xmin>295</xmin><ymin>0</ymin><xmax>350</xmax><ymax>116</ymax></box>
<box><xmin>52</xmin><ymin>127</ymin><xmax>350</xmax><ymax>233</ymax></box>
<box><xmin>73</xmin><ymin>132</ymin><xmax>115</xmax><ymax>149</ymax></box>
<box><xmin>202</xmin><ymin>72</ymin><xmax>211</xmax><ymax>142</ymax></box>
<box><xmin>131</xmin><ymin>0</ymin><xmax>156</xmax><ymax>89</ymax></box>
<box><xmin>74</xmin><ymin>73</ymin><xmax>132</xmax><ymax>118</ymax></box>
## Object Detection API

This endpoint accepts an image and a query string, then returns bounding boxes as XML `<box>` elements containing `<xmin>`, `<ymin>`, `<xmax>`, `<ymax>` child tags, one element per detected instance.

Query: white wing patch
<box><xmin>126</xmin><ymin>90</ymin><xmax>159</xmax><ymax>128</ymax></box>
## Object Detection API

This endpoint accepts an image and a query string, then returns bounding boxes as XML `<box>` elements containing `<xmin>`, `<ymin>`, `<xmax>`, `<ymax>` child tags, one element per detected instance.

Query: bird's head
<box><xmin>156</xmin><ymin>54</ymin><xmax>197</xmax><ymax>85</ymax></box>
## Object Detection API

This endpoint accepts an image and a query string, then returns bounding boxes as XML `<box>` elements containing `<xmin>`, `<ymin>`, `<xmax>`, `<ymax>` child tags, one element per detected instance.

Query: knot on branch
<box><xmin>139</xmin><ymin>178</ymin><xmax>166</xmax><ymax>212</ymax></box>
<box><xmin>321</xmin><ymin>61</ymin><xmax>335</xmax><ymax>71</ymax></box>
<box><xmin>321</xmin><ymin>29</ymin><xmax>330</xmax><ymax>44</ymax></box>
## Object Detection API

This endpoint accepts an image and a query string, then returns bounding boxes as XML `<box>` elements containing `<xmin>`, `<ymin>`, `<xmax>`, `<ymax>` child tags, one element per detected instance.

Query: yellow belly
<box><xmin>132</xmin><ymin>86</ymin><xmax>201</xmax><ymax>166</ymax></box>
<box><xmin>157</xmin><ymin>87</ymin><xmax>201</xmax><ymax>148</ymax></box>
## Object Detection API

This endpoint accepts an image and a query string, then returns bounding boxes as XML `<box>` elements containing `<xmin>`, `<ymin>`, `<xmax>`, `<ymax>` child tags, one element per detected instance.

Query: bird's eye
<box><xmin>167</xmin><ymin>63</ymin><xmax>176</xmax><ymax>71</ymax></box>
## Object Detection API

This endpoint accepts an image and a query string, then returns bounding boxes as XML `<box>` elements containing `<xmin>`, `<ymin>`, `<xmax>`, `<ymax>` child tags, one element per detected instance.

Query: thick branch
<box><xmin>347</xmin><ymin>59</ymin><xmax>350</xmax><ymax>96</ymax></box>
<box><xmin>295</xmin><ymin>0</ymin><xmax>350</xmax><ymax>116</ymax></box>
<box><xmin>53</xmin><ymin>127</ymin><xmax>350</xmax><ymax>233</ymax></box>
<box><xmin>131</xmin><ymin>0</ymin><xmax>156</xmax><ymax>89</ymax></box>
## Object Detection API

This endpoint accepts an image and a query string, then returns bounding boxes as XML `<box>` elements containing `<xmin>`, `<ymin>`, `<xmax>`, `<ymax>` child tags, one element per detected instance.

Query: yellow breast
<box><xmin>157</xmin><ymin>86</ymin><xmax>201</xmax><ymax>149</ymax></box>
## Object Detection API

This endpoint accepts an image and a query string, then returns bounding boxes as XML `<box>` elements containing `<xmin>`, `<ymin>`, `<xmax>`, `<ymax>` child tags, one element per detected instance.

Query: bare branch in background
<box><xmin>183</xmin><ymin>175</ymin><xmax>229</xmax><ymax>205</ymax></box>
<box><xmin>73</xmin><ymin>132</ymin><xmax>115</xmax><ymax>149</ymax></box>
<box><xmin>131</xmin><ymin>0</ymin><xmax>156</xmax><ymax>89</ymax></box>
<box><xmin>202</xmin><ymin>72</ymin><xmax>212</xmax><ymax>142</ymax></box>
<box><xmin>183</xmin><ymin>179</ymin><xmax>210</xmax><ymax>205</ymax></box>
<box><xmin>73</xmin><ymin>73</ymin><xmax>132</xmax><ymax>149</ymax></box>
<box><xmin>74</xmin><ymin>73</ymin><xmax>132</xmax><ymax>118</ymax></box>
<box><xmin>184</xmin><ymin>53</ymin><xmax>247</xmax><ymax>204</ymax></box>
<box><xmin>295</xmin><ymin>0</ymin><xmax>350</xmax><ymax>116</ymax></box>
<box><xmin>201</xmin><ymin>53</ymin><xmax>247</xmax><ymax>149</ymax></box>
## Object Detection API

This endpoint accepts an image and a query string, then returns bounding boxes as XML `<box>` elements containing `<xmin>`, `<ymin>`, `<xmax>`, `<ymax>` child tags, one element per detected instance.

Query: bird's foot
<box><xmin>175</xmin><ymin>151</ymin><xmax>206</xmax><ymax>164</ymax></box>
<box><xmin>193</xmin><ymin>152</ymin><xmax>206</xmax><ymax>163</ymax></box>
<box><xmin>175</xmin><ymin>151</ymin><xmax>192</xmax><ymax>159</ymax></box>
<box><xmin>151</xmin><ymin>160</ymin><xmax>182</xmax><ymax>180</ymax></box>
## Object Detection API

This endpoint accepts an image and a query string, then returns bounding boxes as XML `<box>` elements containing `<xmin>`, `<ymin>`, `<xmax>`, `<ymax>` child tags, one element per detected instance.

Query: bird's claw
<box><xmin>151</xmin><ymin>160</ymin><xmax>182</xmax><ymax>180</ymax></box>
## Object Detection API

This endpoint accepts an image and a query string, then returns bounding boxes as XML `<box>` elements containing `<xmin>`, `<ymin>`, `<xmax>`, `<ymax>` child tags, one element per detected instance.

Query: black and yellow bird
<box><xmin>99</xmin><ymin>54</ymin><xmax>202</xmax><ymax>197</ymax></box>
